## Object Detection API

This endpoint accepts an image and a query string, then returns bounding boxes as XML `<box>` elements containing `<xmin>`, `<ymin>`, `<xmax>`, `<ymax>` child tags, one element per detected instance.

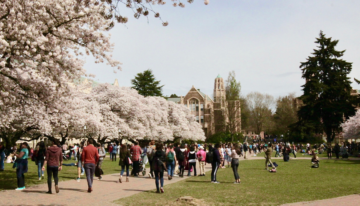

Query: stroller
<box><xmin>62</xmin><ymin>150</ymin><xmax>70</xmax><ymax>160</ymax></box>
<box><xmin>131</xmin><ymin>153</ymin><xmax>148</xmax><ymax>176</ymax></box>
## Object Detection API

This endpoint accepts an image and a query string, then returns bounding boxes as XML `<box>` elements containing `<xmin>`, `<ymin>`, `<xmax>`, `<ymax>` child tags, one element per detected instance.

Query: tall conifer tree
<box><xmin>131</xmin><ymin>69</ymin><xmax>164</xmax><ymax>97</ymax></box>
<box><xmin>296</xmin><ymin>31</ymin><xmax>358</xmax><ymax>143</ymax></box>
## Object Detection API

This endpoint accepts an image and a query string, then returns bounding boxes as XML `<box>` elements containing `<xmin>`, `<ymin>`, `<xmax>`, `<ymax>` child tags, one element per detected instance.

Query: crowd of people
<box><xmin>0</xmin><ymin>139</ymin><xmax>359</xmax><ymax>193</ymax></box>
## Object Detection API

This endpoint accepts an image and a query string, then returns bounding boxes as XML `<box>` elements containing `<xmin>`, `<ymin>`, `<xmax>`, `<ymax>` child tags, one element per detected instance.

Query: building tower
<box><xmin>213</xmin><ymin>74</ymin><xmax>226</xmax><ymax>107</ymax></box>
<box><xmin>213</xmin><ymin>75</ymin><xmax>228</xmax><ymax>133</ymax></box>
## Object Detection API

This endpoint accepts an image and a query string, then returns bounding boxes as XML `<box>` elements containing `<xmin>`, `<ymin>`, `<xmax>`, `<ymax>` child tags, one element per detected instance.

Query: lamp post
<box><xmin>83</xmin><ymin>125</ymin><xmax>87</xmax><ymax>143</ymax></box>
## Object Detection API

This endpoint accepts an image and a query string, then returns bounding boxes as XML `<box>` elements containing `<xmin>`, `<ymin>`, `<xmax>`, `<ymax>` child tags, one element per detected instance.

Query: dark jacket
<box><xmin>46</xmin><ymin>146</ymin><xmax>63</xmax><ymax>167</ymax></box>
<box><xmin>119</xmin><ymin>149</ymin><xmax>130</xmax><ymax>166</ymax></box>
<box><xmin>212</xmin><ymin>148</ymin><xmax>221</xmax><ymax>164</ymax></box>
<box><xmin>152</xmin><ymin>150</ymin><xmax>166</xmax><ymax>172</ymax></box>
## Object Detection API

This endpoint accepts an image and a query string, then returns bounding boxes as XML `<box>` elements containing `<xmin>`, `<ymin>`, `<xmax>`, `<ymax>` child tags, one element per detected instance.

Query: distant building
<box><xmin>168</xmin><ymin>75</ymin><xmax>241</xmax><ymax>139</ymax></box>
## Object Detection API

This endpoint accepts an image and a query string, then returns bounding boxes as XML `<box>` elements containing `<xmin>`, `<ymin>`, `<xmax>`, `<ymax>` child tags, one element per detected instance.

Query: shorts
<box><xmin>225</xmin><ymin>155</ymin><xmax>231</xmax><ymax>162</ymax></box>
<box><xmin>77</xmin><ymin>161</ymin><xmax>82</xmax><ymax>168</ymax></box>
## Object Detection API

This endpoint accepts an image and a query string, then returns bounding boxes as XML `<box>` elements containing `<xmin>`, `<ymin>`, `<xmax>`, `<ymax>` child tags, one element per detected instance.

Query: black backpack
<box><xmin>206</xmin><ymin>150</ymin><xmax>213</xmax><ymax>163</ymax></box>
<box><xmin>177</xmin><ymin>151</ymin><xmax>185</xmax><ymax>161</ymax></box>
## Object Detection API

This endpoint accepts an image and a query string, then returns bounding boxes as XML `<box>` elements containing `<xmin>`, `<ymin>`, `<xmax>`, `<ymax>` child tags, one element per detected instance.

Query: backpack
<box><xmin>167</xmin><ymin>151</ymin><xmax>174</xmax><ymax>162</ymax></box>
<box><xmin>206</xmin><ymin>150</ymin><xmax>213</xmax><ymax>163</ymax></box>
<box><xmin>197</xmin><ymin>152</ymin><xmax>203</xmax><ymax>161</ymax></box>
<box><xmin>177</xmin><ymin>151</ymin><xmax>185</xmax><ymax>161</ymax></box>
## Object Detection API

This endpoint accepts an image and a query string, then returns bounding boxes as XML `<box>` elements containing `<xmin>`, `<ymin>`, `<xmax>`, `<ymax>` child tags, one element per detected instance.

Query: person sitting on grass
<box><xmin>311</xmin><ymin>149</ymin><xmax>319</xmax><ymax>168</ymax></box>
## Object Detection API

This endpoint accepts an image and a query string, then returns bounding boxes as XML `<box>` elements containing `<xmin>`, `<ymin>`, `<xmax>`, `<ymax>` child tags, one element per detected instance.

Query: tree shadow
<box><xmin>22</xmin><ymin>190</ymin><xmax>47</xmax><ymax>194</ymax></box>
<box><xmin>59</xmin><ymin>187</ymin><xmax>87</xmax><ymax>192</ymax></box>
<box><xmin>123</xmin><ymin>189</ymin><xmax>151</xmax><ymax>192</ymax></box>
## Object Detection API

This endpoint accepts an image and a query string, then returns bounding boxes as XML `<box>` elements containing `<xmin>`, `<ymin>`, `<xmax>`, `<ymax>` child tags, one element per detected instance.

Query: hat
<box><xmin>199</xmin><ymin>146</ymin><xmax>204</xmax><ymax>150</ymax></box>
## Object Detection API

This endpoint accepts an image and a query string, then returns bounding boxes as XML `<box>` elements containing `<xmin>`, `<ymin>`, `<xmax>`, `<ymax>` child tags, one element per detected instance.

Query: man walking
<box><xmin>265</xmin><ymin>143</ymin><xmax>275</xmax><ymax>170</ymax></box>
<box><xmin>42</xmin><ymin>139</ymin><xmax>63</xmax><ymax>194</ymax></box>
<box><xmin>130</xmin><ymin>141</ymin><xmax>142</xmax><ymax>177</ymax></box>
<box><xmin>0</xmin><ymin>142</ymin><xmax>5</xmax><ymax>171</ymax></box>
<box><xmin>81</xmin><ymin>139</ymin><xmax>99</xmax><ymax>193</ymax></box>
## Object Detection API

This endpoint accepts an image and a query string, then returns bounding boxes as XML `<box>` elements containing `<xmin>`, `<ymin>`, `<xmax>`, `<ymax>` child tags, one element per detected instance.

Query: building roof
<box><xmin>198</xmin><ymin>90</ymin><xmax>213</xmax><ymax>102</ymax></box>
<box><xmin>167</xmin><ymin>97</ymin><xmax>181</xmax><ymax>103</ymax></box>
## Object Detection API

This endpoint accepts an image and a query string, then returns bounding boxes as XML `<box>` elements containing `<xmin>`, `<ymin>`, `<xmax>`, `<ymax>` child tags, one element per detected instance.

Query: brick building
<box><xmin>168</xmin><ymin>75</ymin><xmax>241</xmax><ymax>139</ymax></box>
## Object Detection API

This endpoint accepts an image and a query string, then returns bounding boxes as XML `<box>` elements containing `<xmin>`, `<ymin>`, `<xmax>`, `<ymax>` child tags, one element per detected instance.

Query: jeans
<box><xmin>16</xmin><ymin>169</ymin><xmax>25</xmax><ymax>188</ymax></box>
<box><xmin>121</xmin><ymin>164</ymin><xmax>129</xmax><ymax>176</ymax></box>
<box><xmin>231</xmin><ymin>159</ymin><xmax>240</xmax><ymax>180</ymax></box>
<box><xmin>275</xmin><ymin>150</ymin><xmax>279</xmax><ymax>157</ymax></box>
<box><xmin>132</xmin><ymin>161</ymin><xmax>139</xmax><ymax>176</ymax></box>
<box><xmin>188</xmin><ymin>162</ymin><xmax>197</xmax><ymax>176</ymax></box>
<box><xmin>74</xmin><ymin>151</ymin><xmax>77</xmax><ymax>161</ymax></box>
<box><xmin>167</xmin><ymin>160</ymin><xmax>175</xmax><ymax>177</ymax></box>
<box><xmin>37</xmin><ymin>160</ymin><xmax>44</xmax><ymax>178</ymax></box>
<box><xmin>211</xmin><ymin>162</ymin><xmax>219</xmax><ymax>182</ymax></box>
<box><xmin>0</xmin><ymin>151</ymin><xmax>5</xmax><ymax>170</ymax></box>
<box><xmin>109</xmin><ymin>153</ymin><xmax>112</xmax><ymax>160</ymax></box>
<box><xmin>69</xmin><ymin>151</ymin><xmax>72</xmax><ymax>159</ymax></box>
<box><xmin>148</xmin><ymin>159</ymin><xmax>154</xmax><ymax>177</ymax></box>
<box><xmin>84</xmin><ymin>163</ymin><xmax>96</xmax><ymax>188</ymax></box>
<box><xmin>47</xmin><ymin>166</ymin><xmax>59</xmax><ymax>192</ymax></box>
<box><xmin>154</xmin><ymin>171</ymin><xmax>164</xmax><ymax>192</ymax></box>
<box><xmin>111</xmin><ymin>153</ymin><xmax>116</xmax><ymax>161</ymax></box>
<box><xmin>199</xmin><ymin>161</ymin><xmax>205</xmax><ymax>175</ymax></box>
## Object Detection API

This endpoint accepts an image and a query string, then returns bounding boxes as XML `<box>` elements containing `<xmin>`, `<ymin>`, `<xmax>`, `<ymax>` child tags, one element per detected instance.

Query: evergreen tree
<box><xmin>131</xmin><ymin>69</ymin><xmax>164</xmax><ymax>97</ymax></box>
<box><xmin>296</xmin><ymin>31</ymin><xmax>358</xmax><ymax>143</ymax></box>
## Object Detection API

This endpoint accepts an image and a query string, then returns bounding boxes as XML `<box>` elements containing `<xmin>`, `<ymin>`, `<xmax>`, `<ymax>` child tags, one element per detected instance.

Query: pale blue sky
<box><xmin>84</xmin><ymin>0</ymin><xmax>360</xmax><ymax>99</ymax></box>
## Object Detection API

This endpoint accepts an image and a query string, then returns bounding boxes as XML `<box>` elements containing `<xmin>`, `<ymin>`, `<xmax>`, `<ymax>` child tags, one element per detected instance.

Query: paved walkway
<box><xmin>0</xmin><ymin>163</ymin><xmax>213</xmax><ymax>206</ymax></box>
<box><xmin>1</xmin><ymin>154</ymin><xmax>359</xmax><ymax>206</ymax></box>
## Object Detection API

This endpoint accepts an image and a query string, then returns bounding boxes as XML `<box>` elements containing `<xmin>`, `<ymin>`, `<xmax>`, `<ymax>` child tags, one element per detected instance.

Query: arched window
<box><xmin>189</xmin><ymin>99</ymin><xmax>199</xmax><ymax>112</ymax></box>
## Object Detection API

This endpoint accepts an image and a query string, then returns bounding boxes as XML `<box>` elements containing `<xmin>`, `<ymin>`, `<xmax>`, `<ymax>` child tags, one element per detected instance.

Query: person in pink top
<box><xmin>197</xmin><ymin>146</ymin><xmax>206</xmax><ymax>176</ymax></box>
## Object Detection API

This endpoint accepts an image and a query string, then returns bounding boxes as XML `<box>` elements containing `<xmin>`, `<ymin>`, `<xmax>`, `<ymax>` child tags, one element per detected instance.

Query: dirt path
<box><xmin>281</xmin><ymin>194</ymin><xmax>360</xmax><ymax>206</ymax></box>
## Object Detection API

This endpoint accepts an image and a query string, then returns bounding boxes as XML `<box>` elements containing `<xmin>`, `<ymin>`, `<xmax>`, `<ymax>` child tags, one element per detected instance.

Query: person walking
<box><xmin>81</xmin><ymin>139</ymin><xmax>99</xmax><ymax>193</ymax></box>
<box><xmin>196</xmin><ymin>146</ymin><xmax>206</xmax><ymax>176</ymax></box>
<box><xmin>111</xmin><ymin>143</ymin><xmax>118</xmax><ymax>162</ymax></box>
<box><xmin>327</xmin><ymin>144</ymin><xmax>333</xmax><ymax>159</ymax></box>
<box><xmin>109</xmin><ymin>143</ymin><xmax>113</xmax><ymax>160</ymax></box>
<box><xmin>14</xmin><ymin>142</ymin><xmax>30</xmax><ymax>190</ymax></box>
<box><xmin>231</xmin><ymin>144</ymin><xmax>241</xmax><ymax>184</ymax></box>
<box><xmin>42</xmin><ymin>140</ymin><xmax>63</xmax><ymax>194</ymax></box>
<box><xmin>130</xmin><ymin>141</ymin><xmax>142</xmax><ymax>177</ymax></box>
<box><xmin>76</xmin><ymin>143</ymin><xmax>85</xmax><ymax>182</ymax></box>
<box><xmin>211</xmin><ymin>143</ymin><xmax>221</xmax><ymax>183</ymax></box>
<box><xmin>0</xmin><ymin>142</ymin><xmax>5</xmax><ymax>171</ymax></box>
<box><xmin>97</xmin><ymin>144</ymin><xmax>106</xmax><ymax>180</ymax></box>
<box><xmin>165</xmin><ymin>144</ymin><xmax>176</xmax><ymax>180</ymax></box>
<box><xmin>35</xmin><ymin>142</ymin><xmax>46</xmax><ymax>180</ymax></box>
<box><xmin>265</xmin><ymin>143</ymin><xmax>275</xmax><ymax>170</ymax></box>
<box><xmin>119</xmin><ymin>144</ymin><xmax>130</xmax><ymax>183</ymax></box>
<box><xmin>147</xmin><ymin>141</ymin><xmax>155</xmax><ymax>178</ymax></box>
<box><xmin>334</xmin><ymin>143</ymin><xmax>340</xmax><ymax>159</ymax></box>
<box><xmin>152</xmin><ymin>143</ymin><xmax>166</xmax><ymax>193</ymax></box>
<box><xmin>187</xmin><ymin>146</ymin><xmax>197</xmax><ymax>176</ymax></box>
<box><xmin>243</xmin><ymin>142</ymin><xmax>248</xmax><ymax>159</ymax></box>
<box><xmin>275</xmin><ymin>143</ymin><xmax>280</xmax><ymax>157</ymax></box>
<box><xmin>177</xmin><ymin>144</ymin><xmax>186</xmax><ymax>177</ymax></box>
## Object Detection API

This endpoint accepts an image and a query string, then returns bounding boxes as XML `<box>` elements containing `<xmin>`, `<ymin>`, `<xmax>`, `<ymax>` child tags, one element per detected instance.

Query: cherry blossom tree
<box><xmin>341</xmin><ymin>110</ymin><xmax>360</xmax><ymax>139</ymax></box>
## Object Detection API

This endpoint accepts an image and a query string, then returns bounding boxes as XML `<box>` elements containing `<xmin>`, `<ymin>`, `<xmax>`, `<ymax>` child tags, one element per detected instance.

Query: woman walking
<box><xmin>97</xmin><ymin>144</ymin><xmax>106</xmax><ymax>180</ymax></box>
<box><xmin>187</xmin><ymin>146</ymin><xmax>197</xmax><ymax>176</ymax></box>
<box><xmin>42</xmin><ymin>139</ymin><xmax>63</xmax><ymax>194</ymax></box>
<box><xmin>36</xmin><ymin>142</ymin><xmax>46</xmax><ymax>180</ymax></box>
<box><xmin>196</xmin><ymin>146</ymin><xmax>206</xmax><ymax>176</ymax></box>
<box><xmin>177</xmin><ymin>144</ymin><xmax>186</xmax><ymax>177</ymax></box>
<box><xmin>76</xmin><ymin>143</ymin><xmax>84</xmax><ymax>182</ymax></box>
<box><xmin>152</xmin><ymin>143</ymin><xmax>166</xmax><ymax>193</ymax></box>
<box><xmin>231</xmin><ymin>144</ymin><xmax>241</xmax><ymax>184</ymax></box>
<box><xmin>119</xmin><ymin>144</ymin><xmax>130</xmax><ymax>183</ymax></box>
<box><xmin>166</xmin><ymin>144</ymin><xmax>176</xmax><ymax>180</ymax></box>
<box><xmin>14</xmin><ymin>142</ymin><xmax>30</xmax><ymax>190</ymax></box>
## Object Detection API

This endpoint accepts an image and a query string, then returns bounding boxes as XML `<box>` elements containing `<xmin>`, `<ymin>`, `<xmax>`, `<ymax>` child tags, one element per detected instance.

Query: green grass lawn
<box><xmin>0</xmin><ymin>156</ymin><xmax>124</xmax><ymax>190</ymax></box>
<box><xmin>115</xmin><ymin>159</ymin><xmax>360</xmax><ymax>206</ymax></box>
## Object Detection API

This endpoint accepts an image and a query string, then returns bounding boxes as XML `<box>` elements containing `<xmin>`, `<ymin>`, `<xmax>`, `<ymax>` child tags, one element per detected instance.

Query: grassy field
<box><xmin>0</xmin><ymin>156</ymin><xmax>123</xmax><ymax>190</ymax></box>
<box><xmin>115</xmin><ymin>159</ymin><xmax>360</xmax><ymax>206</ymax></box>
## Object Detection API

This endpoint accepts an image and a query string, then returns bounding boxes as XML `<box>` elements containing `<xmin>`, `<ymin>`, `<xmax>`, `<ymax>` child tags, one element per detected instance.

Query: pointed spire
<box><xmin>217</xmin><ymin>74</ymin><xmax>221</xmax><ymax>78</ymax></box>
